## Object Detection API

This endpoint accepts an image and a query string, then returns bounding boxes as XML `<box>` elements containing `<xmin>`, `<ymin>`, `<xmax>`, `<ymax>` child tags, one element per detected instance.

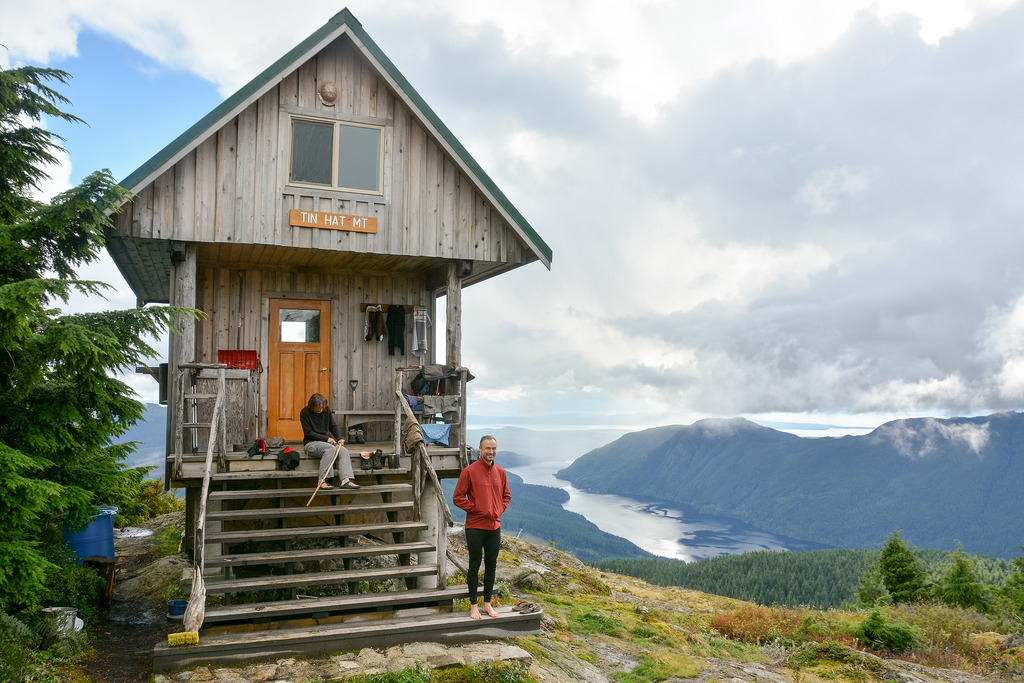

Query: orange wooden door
<box><xmin>268</xmin><ymin>298</ymin><xmax>331</xmax><ymax>440</ymax></box>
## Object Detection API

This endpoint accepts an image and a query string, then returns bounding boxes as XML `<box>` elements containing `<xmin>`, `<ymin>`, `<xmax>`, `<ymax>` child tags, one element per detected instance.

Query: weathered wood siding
<box><xmin>193</xmin><ymin>265</ymin><xmax>433</xmax><ymax>436</ymax></box>
<box><xmin>111</xmin><ymin>36</ymin><xmax>531</xmax><ymax>268</ymax></box>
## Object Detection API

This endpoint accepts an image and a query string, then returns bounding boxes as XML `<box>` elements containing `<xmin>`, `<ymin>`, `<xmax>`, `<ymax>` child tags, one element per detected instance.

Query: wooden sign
<box><xmin>289</xmin><ymin>210</ymin><xmax>377</xmax><ymax>233</ymax></box>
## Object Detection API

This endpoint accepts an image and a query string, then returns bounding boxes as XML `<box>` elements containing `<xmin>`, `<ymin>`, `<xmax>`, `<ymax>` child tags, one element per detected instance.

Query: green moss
<box><xmin>568</xmin><ymin>610</ymin><xmax>626</xmax><ymax>637</ymax></box>
<box><xmin>610</xmin><ymin>653</ymin><xmax>699</xmax><ymax>683</ymax></box>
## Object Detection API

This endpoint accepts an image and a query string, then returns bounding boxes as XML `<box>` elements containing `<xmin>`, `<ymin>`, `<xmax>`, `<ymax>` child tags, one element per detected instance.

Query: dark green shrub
<box><xmin>854</xmin><ymin>608</ymin><xmax>924</xmax><ymax>652</ymax></box>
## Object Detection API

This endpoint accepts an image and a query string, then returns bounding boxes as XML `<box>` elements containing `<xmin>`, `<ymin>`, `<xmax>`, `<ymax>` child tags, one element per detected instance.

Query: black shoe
<box><xmin>360</xmin><ymin>452</ymin><xmax>372</xmax><ymax>470</ymax></box>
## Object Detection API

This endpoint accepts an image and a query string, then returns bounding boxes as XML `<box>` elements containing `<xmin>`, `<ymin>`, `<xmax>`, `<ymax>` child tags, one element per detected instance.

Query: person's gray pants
<box><xmin>305</xmin><ymin>441</ymin><xmax>354</xmax><ymax>483</ymax></box>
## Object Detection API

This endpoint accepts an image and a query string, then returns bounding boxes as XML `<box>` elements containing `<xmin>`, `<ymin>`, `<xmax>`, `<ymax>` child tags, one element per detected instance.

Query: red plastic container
<box><xmin>218</xmin><ymin>349</ymin><xmax>258</xmax><ymax>369</ymax></box>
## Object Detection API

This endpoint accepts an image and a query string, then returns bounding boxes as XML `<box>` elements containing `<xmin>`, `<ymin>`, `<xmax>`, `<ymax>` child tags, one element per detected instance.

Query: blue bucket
<box><xmin>167</xmin><ymin>599</ymin><xmax>188</xmax><ymax>616</ymax></box>
<box><xmin>62</xmin><ymin>508</ymin><xmax>116</xmax><ymax>565</ymax></box>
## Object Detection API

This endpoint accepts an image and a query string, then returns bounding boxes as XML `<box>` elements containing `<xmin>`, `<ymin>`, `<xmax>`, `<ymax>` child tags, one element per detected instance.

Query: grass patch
<box><xmin>611</xmin><ymin>652</ymin><xmax>698</xmax><ymax>683</ymax></box>
<box><xmin>152</xmin><ymin>526</ymin><xmax>182</xmax><ymax>558</ymax></box>
<box><xmin>567</xmin><ymin>610</ymin><xmax>626</xmax><ymax>637</ymax></box>
<box><xmin>433</xmin><ymin>660</ymin><xmax>534</xmax><ymax>683</ymax></box>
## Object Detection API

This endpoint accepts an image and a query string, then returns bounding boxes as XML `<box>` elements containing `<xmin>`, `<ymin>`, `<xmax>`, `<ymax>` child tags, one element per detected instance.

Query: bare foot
<box><xmin>482</xmin><ymin>602</ymin><xmax>499</xmax><ymax>618</ymax></box>
<box><xmin>469</xmin><ymin>604</ymin><xmax>482</xmax><ymax>620</ymax></box>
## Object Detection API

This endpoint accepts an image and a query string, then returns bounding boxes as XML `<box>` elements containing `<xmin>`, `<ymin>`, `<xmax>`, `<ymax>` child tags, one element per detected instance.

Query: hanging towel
<box><xmin>420</xmin><ymin>423</ymin><xmax>450</xmax><ymax>446</ymax></box>
<box><xmin>412</xmin><ymin>306</ymin><xmax>430</xmax><ymax>357</ymax></box>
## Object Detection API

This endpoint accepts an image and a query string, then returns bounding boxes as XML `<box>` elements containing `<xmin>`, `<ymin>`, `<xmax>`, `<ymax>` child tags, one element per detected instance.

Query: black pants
<box><xmin>465</xmin><ymin>527</ymin><xmax>501</xmax><ymax>604</ymax></box>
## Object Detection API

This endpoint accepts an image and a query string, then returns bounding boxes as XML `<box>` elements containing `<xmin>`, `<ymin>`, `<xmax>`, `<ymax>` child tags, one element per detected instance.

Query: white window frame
<box><xmin>287</xmin><ymin>115</ymin><xmax>384</xmax><ymax>195</ymax></box>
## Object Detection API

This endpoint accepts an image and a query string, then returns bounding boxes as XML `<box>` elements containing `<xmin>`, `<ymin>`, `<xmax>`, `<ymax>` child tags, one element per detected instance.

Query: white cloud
<box><xmin>871</xmin><ymin>416</ymin><xmax>990</xmax><ymax>457</ymax></box>
<box><xmin>976</xmin><ymin>293</ymin><xmax>1024</xmax><ymax>401</ymax></box>
<box><xmin>5</xmin><ymin>0</ymin><xmax>1023</xmax><ymax>428</ymax></box>
<box><xmin>795</xmin><ymin>165</ymin><xmax>876</xmax><ymax>215</ymax></box>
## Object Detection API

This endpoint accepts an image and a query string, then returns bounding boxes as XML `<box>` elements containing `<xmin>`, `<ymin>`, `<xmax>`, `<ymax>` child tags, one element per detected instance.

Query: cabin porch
<box><xmin>155</xmin><ymin>365</ymin><xmax>540</xmax><ymax>672</ymax></box>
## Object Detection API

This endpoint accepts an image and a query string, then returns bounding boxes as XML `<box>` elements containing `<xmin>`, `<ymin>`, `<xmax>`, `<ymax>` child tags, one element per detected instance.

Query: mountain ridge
<box><xmin>557</xmin><ymin>412</ymin><xmax>1024</xmax><ymax>558</ymax></box>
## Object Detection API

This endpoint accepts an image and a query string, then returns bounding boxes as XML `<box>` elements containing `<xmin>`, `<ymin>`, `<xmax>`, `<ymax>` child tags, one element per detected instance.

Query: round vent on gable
<box><xmin>318</xmin><ymin>81</ymin><xmax>339</xmax><ymax>106</ymax></box>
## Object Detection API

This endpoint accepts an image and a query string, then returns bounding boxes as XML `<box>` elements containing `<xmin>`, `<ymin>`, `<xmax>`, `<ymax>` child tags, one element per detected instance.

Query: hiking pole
<box><xmin>305</xmin><ymin>441</ymin><xmax>344</xmax><ymax>506</ymax></box>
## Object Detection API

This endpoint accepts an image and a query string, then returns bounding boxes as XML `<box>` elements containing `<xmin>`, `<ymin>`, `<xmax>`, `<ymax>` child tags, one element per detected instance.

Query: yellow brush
<box><xmin>167</xmin><ymin>631</ymin><xmax>199</xmax><ymax>646</ymax></box>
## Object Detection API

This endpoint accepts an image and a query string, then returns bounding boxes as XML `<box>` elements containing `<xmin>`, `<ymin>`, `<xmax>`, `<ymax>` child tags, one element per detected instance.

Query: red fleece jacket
<box><xmin>453</xmin><ymin>458</ymin><xmax>511</xmax><ymax>531</ymax></box>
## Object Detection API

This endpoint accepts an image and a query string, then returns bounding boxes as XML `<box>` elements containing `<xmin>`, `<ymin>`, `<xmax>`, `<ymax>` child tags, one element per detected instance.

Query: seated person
<box><xmin>299</xmin><ymin>393</ymin><xmax>359</xmax><ymax>489</ymax></box>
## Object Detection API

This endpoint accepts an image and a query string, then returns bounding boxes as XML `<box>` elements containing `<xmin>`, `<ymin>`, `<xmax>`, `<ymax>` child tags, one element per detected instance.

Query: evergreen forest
<box><xmin>595</xmin><ymin>546</ymin><xmax>1014</xmax><ymax>609</ymax></box>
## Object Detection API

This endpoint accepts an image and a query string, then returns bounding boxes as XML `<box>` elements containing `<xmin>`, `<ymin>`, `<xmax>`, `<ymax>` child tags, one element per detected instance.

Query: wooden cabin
<box><xmin>105</xmin><ymin>9</ymin><xmax>550</xmax><ymax>671</ymax></box>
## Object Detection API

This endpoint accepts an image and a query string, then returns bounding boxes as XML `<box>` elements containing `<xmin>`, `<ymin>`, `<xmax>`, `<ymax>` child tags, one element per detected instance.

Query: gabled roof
<box><xmin>118</xmin><ymin>8</ymin><xmax>551</xmax><ymax>268</ymax></box>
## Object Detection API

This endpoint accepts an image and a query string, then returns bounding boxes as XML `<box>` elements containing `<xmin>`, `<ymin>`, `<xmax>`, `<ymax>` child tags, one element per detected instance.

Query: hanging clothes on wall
<box><xmin>364</xmin><ymin>304</ymin><xmax>385</xmax><ymax>341</ymax></box>
<box><xmin>412</xmin><ymin>306</ymin><xmax>430</xmax><ymax>358</ymax></box>
<box><xmin>386</xmin><ymin>304</ymin><xmax>406</xmax><ymax>355</ymax></box>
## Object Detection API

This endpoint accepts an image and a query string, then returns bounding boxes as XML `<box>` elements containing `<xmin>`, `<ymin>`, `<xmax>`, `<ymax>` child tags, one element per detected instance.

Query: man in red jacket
<box><xmin>453</xmin><ymin>435</ymin><xmax>510</xmax><ymax>619</ymax></box>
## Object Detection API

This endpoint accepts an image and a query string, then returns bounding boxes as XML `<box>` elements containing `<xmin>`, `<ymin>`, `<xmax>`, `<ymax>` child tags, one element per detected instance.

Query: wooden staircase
<box><xmin>153</xmin><ymin>461</ymin><xmax>543</xmax><ymax>672</ymax></box>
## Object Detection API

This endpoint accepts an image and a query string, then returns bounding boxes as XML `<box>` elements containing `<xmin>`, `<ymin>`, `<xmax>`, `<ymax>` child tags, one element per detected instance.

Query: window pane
<box><xmin>279</xmin><ymin>309</ymin><xmax>321</xmax><ymax>343</ymax></box>
<box><xmin>337</xmin><ymin>124</ymin><xmax>381</xmax><ymax>192</ymax></box>
<box><xmin>291</xmin><ymin>121</ymin><xmax>333</xmax><ymax>185</ymax></box>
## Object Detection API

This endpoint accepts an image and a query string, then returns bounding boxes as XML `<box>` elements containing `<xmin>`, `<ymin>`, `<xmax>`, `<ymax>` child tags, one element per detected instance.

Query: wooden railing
<box><xmin>181</xmin><ymin>365</ymin><xmax>226</xmax><ymax>633</ymax></box>
<box><xmin>395</xmin><ymin>389</ymin><xmax>454</xmax><ymax>528</ymax></box>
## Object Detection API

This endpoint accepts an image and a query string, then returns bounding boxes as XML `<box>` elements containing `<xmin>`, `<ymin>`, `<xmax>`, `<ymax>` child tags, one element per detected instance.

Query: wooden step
<box><xmin>153</xmin><ymin>605</ymin><xmax>544</xmax><ymax>672</ymax></box>
<box><xmin>200</xmin><ymin>585</ymin><xmax>467</xmax><ymax>624</ymax></box>
<box><xmin>203</xmin><ymin>563</ymin><xmax>439</xmax><ymax>594</ymax></box>
<box><xmin>206</xmin><ymin>541</ymin><xmax>436</xmax><ymax>569</ymax></box>
<box><xmin>206</xmin><ymin>520</ymin><xmax>428</xmax><ymax>544</ymax></box>
<box><xmin>208</xmin><ymin>483</ymin><xmax>410</xmax><ymax>501</ymax></box>
<box><xmin>207</xmin><ymin>501</ymin><xmax>412</xmax><ymax>522</ymax></box>
<box><xmin>211</xmin><ymin>468</ymin><xmax>407</xmax><ymax>483</ymax></box>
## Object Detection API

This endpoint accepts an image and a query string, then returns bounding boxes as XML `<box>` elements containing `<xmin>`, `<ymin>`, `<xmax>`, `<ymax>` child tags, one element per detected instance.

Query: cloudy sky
<box><xmin>3</xmin><ymin>0</ymin><xmax>1023</xmax><ymax>433</ymax></box>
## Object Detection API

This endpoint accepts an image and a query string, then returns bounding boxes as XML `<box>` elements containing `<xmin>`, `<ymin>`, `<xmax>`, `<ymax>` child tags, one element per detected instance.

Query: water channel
<box><xmin>476</xmin><ymin>426</ymin><xmax>827</xmax><ymax>562</ymax></box>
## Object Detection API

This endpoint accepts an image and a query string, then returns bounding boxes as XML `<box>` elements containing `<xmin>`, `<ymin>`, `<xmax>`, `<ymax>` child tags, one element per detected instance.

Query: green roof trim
<box><xmin>118</xmin><ymin>8</ymin><xmax>552</xmax><ymax>267</ymax></box>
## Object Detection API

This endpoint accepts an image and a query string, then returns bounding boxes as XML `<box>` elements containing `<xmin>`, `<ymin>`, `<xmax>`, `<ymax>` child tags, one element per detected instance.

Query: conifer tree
<box><xmin>995</xmin><ymin>546</ymin><xmax>1024</xmax><ymax>624</ymax></box>
<box><xmin>856</xmin><ymin>557</ymin><xmax>890</xmax><ymax>608</ymax></box>
<box><xmin>935</xmin><ymin>543</ymin><xmax>988</xmax><ymax>610</ymax></box>
<box><xmin>878</xmin><ymin>531</ymin><xmax>927</xmax><ymax>604</ymax></box>
<box><xmin>0</xmin><ymin>66</ymin><xmax>183</xmax><ymax>609</ymax></box>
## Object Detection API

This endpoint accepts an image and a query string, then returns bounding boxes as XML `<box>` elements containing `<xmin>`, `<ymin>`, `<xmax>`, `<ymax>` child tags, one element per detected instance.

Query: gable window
<box><xmin>289</xmin><ymin>117</ymin><xmax>382</xmax><ymax>193</ymax></box>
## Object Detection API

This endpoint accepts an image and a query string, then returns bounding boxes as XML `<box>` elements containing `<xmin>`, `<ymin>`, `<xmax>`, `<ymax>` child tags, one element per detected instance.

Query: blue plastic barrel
<box><xmin>62</xmin><ymin>508</ymin><xmax>116</xmax><ymax>564</ymax></box>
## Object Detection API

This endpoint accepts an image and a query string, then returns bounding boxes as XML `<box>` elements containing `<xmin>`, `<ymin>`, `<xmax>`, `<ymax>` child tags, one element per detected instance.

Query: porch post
<box><xmin>445</xmin><ymin>262</ymin><xmax>462</xmax><ymax>366</ymax></box>
<box><xmin>168</xmin><ymin>242</ymin><xmax>197</xmax><ymax>551</ymax></box>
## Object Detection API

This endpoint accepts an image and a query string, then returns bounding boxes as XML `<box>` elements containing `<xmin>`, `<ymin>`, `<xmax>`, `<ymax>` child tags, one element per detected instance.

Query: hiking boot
<box><xmin>371</xmin><ymin>449</ymin><xmax>385</xmax><ymax>469</ymax></box>
<box><xmin>348</xmin><ymin>428</ymin><xmax>357</xmax><ymax>443</ymax></box>
<box><xmin>356</xmin><ymin>429</ymin><xmax>365</xmax><ymax>444</ymax></box>
<box><xmin>360</xmin><ymin>452</ymin><xmax>372</xmax><ymax>470</ymax></box>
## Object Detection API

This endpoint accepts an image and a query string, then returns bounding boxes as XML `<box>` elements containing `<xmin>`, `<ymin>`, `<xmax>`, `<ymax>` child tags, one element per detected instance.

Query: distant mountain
<box><xmin>557</xmin><ymin>413</ymin><xmax>1024</xmax><ymax>558</ymax></box>
<box><xmin>115</xmin><ymin>403</ymin><xmax>167</xmax><ymax>474</ymax></box>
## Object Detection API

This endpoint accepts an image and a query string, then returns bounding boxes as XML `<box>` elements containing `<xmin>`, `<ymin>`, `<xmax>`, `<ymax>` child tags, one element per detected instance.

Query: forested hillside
<box><xmin>595</xmin><ymin>547</ymin><xmax>1014</xmax><ymax>609</ymax></box>
<box><xmin>558</xmin><ymin>413</ymin><xmax>1024</xmax><ymax>558</ymax></box>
